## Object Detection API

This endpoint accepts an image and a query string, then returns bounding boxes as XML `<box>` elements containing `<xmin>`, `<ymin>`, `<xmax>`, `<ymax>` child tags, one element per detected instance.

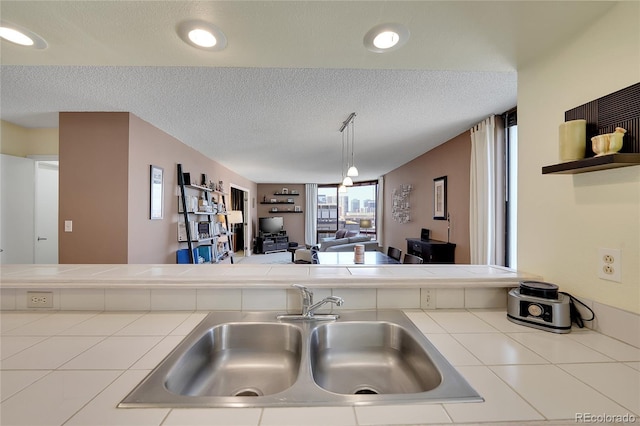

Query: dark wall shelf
<box><xmin>542</xmin><ymin>153</ymin><xmax>640</xmax><ymax>175</ymax></box>
<box><xmin>267</xmin><ymin>210</ymin><xmax>303</xmax><ymax>213</ymax></box>
<box><xmin>545</xmin><ymin>83</ymin><xmax>640</xmax><ymax>175</ymax></box>
<box><xmin>261</xmin><ymin>201</ymin><xmax>295</xmax><ymax>205</ymax></box>
<box><xmin>274</xmin><ymin>192</ymin><xmax>299</xmax><ymax>196</ymax></box>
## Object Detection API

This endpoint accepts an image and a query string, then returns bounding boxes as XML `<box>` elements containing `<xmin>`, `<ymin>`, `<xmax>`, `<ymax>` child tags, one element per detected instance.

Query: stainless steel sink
<box><xmin>119</xmin><ymin>310</ymin><xmax>482</xmax><ymax>408</ymax></box>
<box><xmin>310</xmin><ymin>322</ymin><xmax>441</xmax><ymax>395</ymax></box>
<box><xmin>165</xmin><ymin>323</ymin><xmax>302</xmax><ymax>397</ymax></box>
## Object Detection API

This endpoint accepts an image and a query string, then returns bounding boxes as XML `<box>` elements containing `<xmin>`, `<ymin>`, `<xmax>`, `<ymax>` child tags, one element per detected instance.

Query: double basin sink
<box><xmin>119</xmin><ymin>310</ymin><xmax>482</xmax><ymax>407</ymax></box>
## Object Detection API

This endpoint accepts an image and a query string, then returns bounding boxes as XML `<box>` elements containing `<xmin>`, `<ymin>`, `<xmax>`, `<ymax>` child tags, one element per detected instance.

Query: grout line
<box><xmin>59</xmin><ymin>369</ymin><xmax>127</xmax><ymax>426</ymax></box>
<box><xmin>256</xmin><ymin>407</ymin><xmax>265</xmax><ymax>426</ymax></box>
<box><xmin>158</xmin><ymin>408</ymin><xmax>173</xmax><ymax>426</ymax></box>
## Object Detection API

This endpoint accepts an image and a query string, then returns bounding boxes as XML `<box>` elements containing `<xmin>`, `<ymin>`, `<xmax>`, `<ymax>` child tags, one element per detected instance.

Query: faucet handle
<box><xmin>291</xmin><ymin>284</ymin><xmax>313</xmax><ymax>305</ymax></box>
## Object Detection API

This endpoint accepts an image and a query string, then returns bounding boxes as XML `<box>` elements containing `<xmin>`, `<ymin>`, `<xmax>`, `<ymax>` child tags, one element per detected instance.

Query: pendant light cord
<box><xmin>350</xmin><ymin>118</ymin><xmax>355</xmax><ymax>168</ymax></box>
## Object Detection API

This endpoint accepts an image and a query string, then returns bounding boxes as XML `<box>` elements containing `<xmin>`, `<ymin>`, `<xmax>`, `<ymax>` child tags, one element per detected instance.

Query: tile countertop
<box><xmin>1</xmin><ymin>309</ymin><xmax>639</xmax><ymax>426</ymax></box>
<box><xmin>0</xmin><ymin>264</ymin><xmax>541</xmax><ymax>288</ymax></box>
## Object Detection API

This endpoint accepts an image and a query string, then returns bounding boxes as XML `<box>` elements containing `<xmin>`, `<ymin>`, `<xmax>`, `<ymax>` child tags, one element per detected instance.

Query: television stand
<box><xmin>256</xmin><ymin>234</ymin><xmax>289</xmax><ymax>254</ymax></box>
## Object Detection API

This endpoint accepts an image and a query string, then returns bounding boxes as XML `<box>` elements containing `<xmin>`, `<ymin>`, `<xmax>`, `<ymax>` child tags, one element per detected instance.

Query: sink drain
<box><xmin>353</xmin><ymin>386</ymin><xmax>379</xmax><ymax>395</ymax></box>
<box><xmin>233</xmin><ymin>388</ymin><xmax>263</xmax><ymax>397</ymax></box>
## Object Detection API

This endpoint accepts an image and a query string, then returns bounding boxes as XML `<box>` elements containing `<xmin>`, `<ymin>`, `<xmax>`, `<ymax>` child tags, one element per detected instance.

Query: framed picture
<box><xmin>150</xmin><ymin>165</ymin><xmax>164</xmax><ymax>220</ymax></box>
<box><xmin>287</xmin><ymin>198</ymin><xmax>294</xmax><ymax>203</ymax></box>
<box><xmin>295</xmin><ymin>205</ymin><xmax>301</xmax><ymax>212</ymax></box>
<box><xmin>433</xmin><ymin>175</ymin><xmax>447</xmax><ymax>220</ymax></box>
<box><xmin>282</xmin><ymin>187</ymin><xmax>289</xmax><ymax>194</ymax></box>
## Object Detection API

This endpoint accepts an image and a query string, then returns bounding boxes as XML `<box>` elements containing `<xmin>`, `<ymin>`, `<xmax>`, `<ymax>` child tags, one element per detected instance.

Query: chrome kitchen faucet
<box><xmin>277</xmin><ymin>284</ymin><xmax>344</xmax><ymax>320</ymax></box>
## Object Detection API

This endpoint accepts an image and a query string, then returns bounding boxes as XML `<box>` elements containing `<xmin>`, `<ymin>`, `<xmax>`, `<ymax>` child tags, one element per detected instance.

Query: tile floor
<box><xmin>0</xmin><ymin>308</ymin><xmax>638</xmax><ymax>425</ymax></box>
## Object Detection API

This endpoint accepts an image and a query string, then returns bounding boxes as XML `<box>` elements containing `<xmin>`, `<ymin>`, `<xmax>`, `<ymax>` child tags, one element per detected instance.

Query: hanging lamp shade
<box><xmin>347</xmin><ymin>165</ymin><xmax>359</xmax><ymax>177</ymax></box>
<box><xmin>338</xmin><ymin>184</ymin><xmax>347</xmax><ymax>193</ymax></box>
<box><xmin>342</xmin><ymin>176</ymin><xmax>353</xmax><ymax>186</ymax></box>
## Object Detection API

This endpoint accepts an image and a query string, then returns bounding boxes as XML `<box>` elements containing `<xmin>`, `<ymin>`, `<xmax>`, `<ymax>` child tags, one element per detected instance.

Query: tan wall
<box><xmin>59</xmin><ymin>112</ymin><xmax>130</xmax><ymax>263</ymax></box>
<box><xmin>1</xmin><ymin>120</ymin><xmax>58</xmax><ymax>157</ymax></box>
<box><xmin>59</xmin><ymin>112</ymin><xmax>258</xmax><ymax>264</ymax></box>
<box><xmin>518</xmin><ymin>2</ymin><xmax>640</xmax><ymax>313</ymax></box>
<box><xmin>383</xmin><ymin>131</ymin><xmax>471</xmax><ymax>263</ymax></box>
<box><xmin>128</xmin><ymin>114</ymin><xmax>257</xmax><ymax>263</ymax></box>
<box><xmin>257</xmin><ymin>183</ymin><xmax>306</xmax><ymax>247</ymax></box>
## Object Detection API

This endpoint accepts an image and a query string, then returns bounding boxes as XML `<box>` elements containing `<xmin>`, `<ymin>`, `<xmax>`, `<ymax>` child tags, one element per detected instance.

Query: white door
<box><xmin>34</xmin><ymin>161</ymin><xmax>59</xmax><ymax>263</ymax></box>
<box><xmin>0</xmin><ymin>154</ymin><xmax>35</xmax><ymax>264</ymax></box>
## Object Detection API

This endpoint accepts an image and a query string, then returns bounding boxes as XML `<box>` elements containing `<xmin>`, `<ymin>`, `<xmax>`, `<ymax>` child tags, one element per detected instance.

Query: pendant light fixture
<box><xmin>338</xmin><ymin>123</ymin><xmax>353</xmax><ymax>188</ymax></box>
<box><xmin>346</xmin><ymin>115</ymin><xmax>359</xmax><ymax>177</ymax></box>
<box><xmin>339</xmin><ymin>129</ymin><xmax>348</xmax><ymax>192</ymax></box>
<box><xmin>340</xmin><ymin>112</ymin><xmax>357</xmax><ymax>185</ymax></box>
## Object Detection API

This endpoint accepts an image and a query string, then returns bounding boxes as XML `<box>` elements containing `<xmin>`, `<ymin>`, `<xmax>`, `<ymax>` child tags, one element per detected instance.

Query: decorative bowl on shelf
<box><xmin>591</xmin><ymin>127</ymin><xmax>626</xmax><ymax>156</ymax></box>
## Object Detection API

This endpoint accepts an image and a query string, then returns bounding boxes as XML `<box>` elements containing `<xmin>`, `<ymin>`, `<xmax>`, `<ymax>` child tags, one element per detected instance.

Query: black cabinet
<box><xmin>406</xmin><ymin>238</ymin><xmax>455</xmax><ymax>264</ymax></box>
<box><xmin>256</xmin><ymin>234</ymin><xmax>289</xmax><ymax>254</ymax></box>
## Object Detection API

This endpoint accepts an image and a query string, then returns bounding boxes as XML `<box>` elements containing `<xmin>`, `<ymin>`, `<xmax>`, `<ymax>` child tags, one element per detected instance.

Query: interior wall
<box><xmin>1</xmin><ymin>120</ymin><xmax>58</xmax><ymax>157</ymax></box>
<box><xmin>518</xmin><ymin>2</ymin><xmax>640</xmax><ymax>313</ymax></box>
<box><xmin>127</xmin><ymin>114</ymin><xmax>258</xmax><ymax>263</ymax></box>
<box><xmin>257</xmin><ymin>183</ymin><xmax>306</xmax><ymax>247</ymax></box>
<box><xmin>59</xmin><ymin>112</ymin><xmax>130</xmax><ymax>263</ymax></box>
<box><xmin>59</xmin><ymin>112</ymin><xmax>258</xmax><ymax>264</ymax></box>
<box><xmin>383</xmin><ymin>131</ymin><xmax>471</xmax><ymax>263</ymax></box>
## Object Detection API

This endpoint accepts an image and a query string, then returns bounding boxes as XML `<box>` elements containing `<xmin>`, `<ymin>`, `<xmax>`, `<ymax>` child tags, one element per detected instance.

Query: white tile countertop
<box><xmin>1</xmin><ymin>309</ymin><xmax>638</xmax><ymax>426</ymax></box>
<box><xmin>0</xmin><ymin>264</ymin><xmax>540</xmax><ymax>288</ymax></box>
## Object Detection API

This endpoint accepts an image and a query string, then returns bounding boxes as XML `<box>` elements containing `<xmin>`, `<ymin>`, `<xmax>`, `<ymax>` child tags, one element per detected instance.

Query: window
<box><xmin>317</xmin><ymin>181</ymin><xmax>378</xmax><ymax>241</ymax></box>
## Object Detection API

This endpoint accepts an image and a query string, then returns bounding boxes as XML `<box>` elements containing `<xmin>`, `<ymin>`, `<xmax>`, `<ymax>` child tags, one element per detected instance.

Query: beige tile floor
<box><xmin>0</xmin><ymin>309</ymin><xmax>638</xmax><ymax>425</ymax></box>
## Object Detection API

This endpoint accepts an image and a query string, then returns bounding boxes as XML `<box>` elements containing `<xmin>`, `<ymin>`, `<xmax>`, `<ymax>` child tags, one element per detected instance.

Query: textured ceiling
<box><xmin>0</xmin><ymin>1</ymin><xmax>614</xmax><ymax>183</ymax></box>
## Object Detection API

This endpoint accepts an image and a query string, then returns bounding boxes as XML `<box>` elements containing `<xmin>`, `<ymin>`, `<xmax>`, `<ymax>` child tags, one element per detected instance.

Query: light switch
<box><xmin>64</xmin><ymin>220</ymin><xmax>72</xmax><ymax>232</ymax></box>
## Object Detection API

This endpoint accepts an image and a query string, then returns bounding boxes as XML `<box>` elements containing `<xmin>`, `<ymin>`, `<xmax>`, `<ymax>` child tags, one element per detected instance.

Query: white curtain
<box><xmin>376</xmin><ymin>176</ymin><xmax>384</xmax><ymax>248</ymax></box>
<box><xmin>304</xmin><ymin>183</ymin><xmax>318</xmax><ymax>246</ymax></box>
<box><xmin>470</xmin><ymin>115</ymin><xmax>505</xmax><ymax>265</ymax></box>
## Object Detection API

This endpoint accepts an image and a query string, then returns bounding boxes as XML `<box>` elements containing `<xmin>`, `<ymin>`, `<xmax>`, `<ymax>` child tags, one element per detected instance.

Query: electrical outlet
<box><xmin>27</xmin><ymin>291</ymin><xmax>53</xmax><ymax>308</ymax></box>
<box><xmin>598</xmin><ymin>248</ymin><xmax>621</xmax><ymax>283</ymax></box>
<box><xmin>421</xmin><ymin>289</ymin><xmax>436</xmax><ymax>309</ymax></box>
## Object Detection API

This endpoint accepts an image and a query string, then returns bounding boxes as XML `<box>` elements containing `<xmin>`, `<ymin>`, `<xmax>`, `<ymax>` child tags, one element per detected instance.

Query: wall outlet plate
<box><xmin>421</xmin><ymin>289</ymin><xmax>436</xmax><ymax>309</ymax></box>
<box><xmin>598</xmin><ymin>248</ymin><xmax>621</xmax><ymax>283</ymax></box>
<box><xmin>27</xmin><ymin>291</ymin><xmax>53</xmax><ymax>308</ymax></box>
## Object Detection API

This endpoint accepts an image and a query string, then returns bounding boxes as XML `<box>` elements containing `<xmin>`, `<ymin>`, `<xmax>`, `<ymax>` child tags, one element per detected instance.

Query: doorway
<box><xmin>34</xmin><ymin>160</ymin><xmax>59</xmax><ymax>263</ymax></box>
<box><xmin>0</xmin><ymin>155</ymin><xmax>59</xmax><ymax>264</ymax></box>
<box><xmin>230</xmin><ymin>185</ymin><xmax>250</xmax><ymax>257</ymax></box>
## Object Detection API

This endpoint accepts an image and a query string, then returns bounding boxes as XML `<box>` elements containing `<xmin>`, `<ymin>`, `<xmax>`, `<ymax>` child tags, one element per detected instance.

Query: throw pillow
<box><xmin>335</xmin><ymin>229</ymin><xmax>347</xmax><ymax>239</ymax></box>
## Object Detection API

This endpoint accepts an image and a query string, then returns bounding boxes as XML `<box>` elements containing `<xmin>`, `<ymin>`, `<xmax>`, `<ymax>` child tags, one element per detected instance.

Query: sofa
<box><xmin>318</xmin><ymin>235</ymin><xmax>379</xmax><ymax>252</ymax></box>
<box><xmin>293</xmin><ymin>232</ymin><xmax>379</xmax><ymax>263</ymax></box>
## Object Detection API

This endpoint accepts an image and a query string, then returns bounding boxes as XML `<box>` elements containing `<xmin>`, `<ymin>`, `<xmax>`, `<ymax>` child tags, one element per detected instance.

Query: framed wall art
<box><xmin>433</xmin><ymin>175</ymin><xmax>447</xmax><ymax>220</ymax></box>
<box><xmin>150</xmin><ymin>165</ymin><xmax>164</xmax><ymax>220</ymax></box>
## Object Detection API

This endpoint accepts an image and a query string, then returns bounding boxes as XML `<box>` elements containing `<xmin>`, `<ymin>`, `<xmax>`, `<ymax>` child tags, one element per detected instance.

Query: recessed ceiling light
<box><xmin>177</xmin><ymin>20</ymin><xmax>227</xmax><ymax>51</ymax></box>
<box><xmin>188</xmin><ymin>29</ymin><xmax>217</xmax><ymax>48</ymax></box>
<box><xmin>0</xmin><ymin>20</ymin><xmax>47</xmax><ymax>49</ymax></box>
<box><xmin>373</xmin><ymin>31</ymin><xmax>399</xmax><ymax>49</ymax></box>
<box><xmin>363</xmin><ymin>23</ymin><xmax>409</xmax><ymax>53</ymax></box>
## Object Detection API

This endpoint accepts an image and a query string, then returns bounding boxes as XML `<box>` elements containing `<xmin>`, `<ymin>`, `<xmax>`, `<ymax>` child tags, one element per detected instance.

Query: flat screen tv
<box><xmin>259</xmin><ymin>216</ymin><xmax>284</xmax><ymax>235</ymax></box>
